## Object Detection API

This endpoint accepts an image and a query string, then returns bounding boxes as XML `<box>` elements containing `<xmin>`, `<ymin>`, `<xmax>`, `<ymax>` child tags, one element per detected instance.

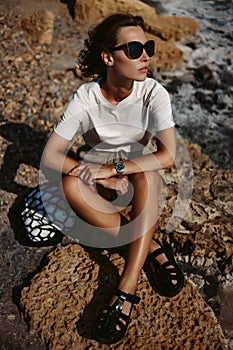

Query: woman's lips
<box><xmin>139</xmin><ymin>66</ymin><xmax>148</xmax><ymax>73</ymax></box>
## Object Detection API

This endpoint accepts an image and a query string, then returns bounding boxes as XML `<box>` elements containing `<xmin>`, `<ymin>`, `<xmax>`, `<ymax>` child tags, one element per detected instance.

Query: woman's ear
<box><xmin>101</xmin><ymin>51</ymin><xmax>114</xmax><ymax>66</ymax></box>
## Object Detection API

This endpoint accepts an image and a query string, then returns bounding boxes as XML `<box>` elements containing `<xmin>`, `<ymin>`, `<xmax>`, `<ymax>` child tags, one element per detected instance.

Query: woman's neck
<box><xmin>100</xmin><ymin>77</ymin><xmax>134</xmax><ymax>105</ymax></box>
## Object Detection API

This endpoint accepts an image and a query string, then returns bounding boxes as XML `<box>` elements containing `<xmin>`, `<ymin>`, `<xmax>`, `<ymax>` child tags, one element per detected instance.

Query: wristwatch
<box><xmin>114</xmin><ymin>161</ymin><xmax>125</xmax><ymax>177</ymax></box>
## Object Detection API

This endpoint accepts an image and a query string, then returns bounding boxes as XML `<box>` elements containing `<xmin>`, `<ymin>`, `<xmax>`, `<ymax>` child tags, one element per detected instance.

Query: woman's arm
<box><xmin>70</xmin><ymin>127</ymin><xmax>176</xmax><ymax>185</ymax></box>
<box><xmin>41</xmin><ymin>132</ymin><xmax>81</xmax><ymax>175</ymax></box>
<box><xmin>42</xmin><ymin>132</ymin><xmax>116</xmax><ymax>184</ymax></box>
<box><xmin>124</xmin><ymin>127</ymin><xmax>176</xmax><ymax>175</ymax></box>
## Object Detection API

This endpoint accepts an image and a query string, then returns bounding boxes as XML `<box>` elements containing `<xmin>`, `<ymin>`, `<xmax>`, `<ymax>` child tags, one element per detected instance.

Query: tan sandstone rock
<box><xmin>147</xmin><ymin>15</ymin><xmax>199</xmax><ymax>41</ymax></box>
<box><xmin>74</xmin><ymin>0</ymin><xmax>156</xmax><ymax>25</ymax></box>
<box><xmin>74</xmin><ymin>0</ymin><xmax>197</xmax><ymax>72</ymax></box>
<box><xmin>74</xmin><ymin>0</ymin><xmax>198</xmax><ymax>41</ymax></box>
<box><xmin>150</xmin><ymin>36</ymin><xmax>183</xmax><ymax>71</ymax></box>
<box><xmin>160</xmin><ymin>139</ymin><xmax>233</xmax><ymax>276</ymax></box>
<box><xmin>21</xmin><ymin>10</ymin><xmax>54</xmax><ymax>45</ymax></box>
<box><xmin>20</xmin><ymin>243</ymin><xmax>228</xmax><ymax>349</ymax></box>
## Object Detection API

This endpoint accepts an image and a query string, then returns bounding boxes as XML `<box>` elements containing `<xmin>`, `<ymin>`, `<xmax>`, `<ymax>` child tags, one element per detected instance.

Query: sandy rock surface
<box><xmin>20</xmin><ymin>243</ymin><xmax>228</xmax><ymax>349</ymax></box>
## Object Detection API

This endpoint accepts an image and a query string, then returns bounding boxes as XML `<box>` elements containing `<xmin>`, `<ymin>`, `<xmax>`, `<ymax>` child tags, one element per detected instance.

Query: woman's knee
<box><xmin>131</xmin><ymin>171</ymin><xmax>162</xmax><ymax>193</ymax></box>
<box><xmin>61</xmin><ymin>175</ymin><xmax>97</xmax><ymax>207</ymax></box>
<box><xmin>61</xmin><ymin>175</ymin><xmax>80</xmax><ymax>199</ymax></box>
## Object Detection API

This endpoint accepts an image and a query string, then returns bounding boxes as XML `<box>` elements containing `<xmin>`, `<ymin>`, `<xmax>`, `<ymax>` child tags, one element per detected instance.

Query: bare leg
<box><xmin>62</xmin><ymin>175</ymin><xmax>122</xmax><ymax>237</ymax></box>
<box><xmin>63</xmin><ymin>172</ymin><xmax>180</xmax><ymax>335</ymax></box>
<box><xmin>63</xmin><ymin>172</ymin><xmax>173</xmax><ymax>321</ymax></box>
<box><xmin>110</xmin><ymin>171</ymin><xmax>162</xmax><ymax>317</ymax></box>
<box><xmin>62</xmin><ymin>174</ymin><xmax>169</xmax><ymax>260</ymax></box>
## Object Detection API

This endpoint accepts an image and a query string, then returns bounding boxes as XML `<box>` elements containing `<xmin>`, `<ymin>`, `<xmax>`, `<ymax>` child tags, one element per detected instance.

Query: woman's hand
<box><xmin>68</xmin><ymin>163</ymin><xmax>114</xmax><ymax>185</ymax></box>
<box><xmin>97</xmin><ymin>176</ymin><xmax>129</xmax><ymax>195</ymax></box>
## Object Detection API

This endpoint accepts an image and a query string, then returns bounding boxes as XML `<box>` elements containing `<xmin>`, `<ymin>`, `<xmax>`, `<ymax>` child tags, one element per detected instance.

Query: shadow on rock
<box><xmin>60</xmin><ymin>0</ymin><xmax>76</xmax><ymax>18</ymax></box>
<box><xmin>75</xmin><ymin>244</ymin><xmax>128</xmax><ymax>340</ymax></box>
<box><xmin>12</xmin><ymin>246</ymin><xmax>57</xmax><ymax>321</ymax></box>
<box><xmin>0</xmin><ymin>122</ymin><xmax>48</xmax><ymax>194</ymax></box>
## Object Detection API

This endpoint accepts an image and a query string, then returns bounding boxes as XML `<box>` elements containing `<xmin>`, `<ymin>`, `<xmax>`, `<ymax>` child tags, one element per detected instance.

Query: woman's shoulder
<box><xmin>63</xmin><ymin>80</ymin><xmax>101</xmax><ymax>112</ymax></box>
<box><xmin>75</xmin><ymin>80</ymin><xmax>100</xmax><ymax>97</ymax></box>
<box><xmin>136</xmin><ymin>77</ymin><xmax>165</xmax><ymax>93</ymax></box>
<box><xmin>135</xmin><ymin>78</ymin><xmax>169</xmax><ymax>100</ymax></box>
<box><xmin>142</xmin><ymin>77</ymin><xmax>167</xmax><ymax>90</ymax></box>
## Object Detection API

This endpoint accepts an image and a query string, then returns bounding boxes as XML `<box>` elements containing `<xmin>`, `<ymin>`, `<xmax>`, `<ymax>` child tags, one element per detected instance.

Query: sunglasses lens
<box><xmin>128</xmin><ymin>42</ymin><xmax>143</xmax><ymax>59</ymax></box>
<box><xmin>145</xmin><ymin>40</ymin><xmax>155</xmax><ymax>57</ymax></box>
<box><xmin>128</xmin><ymin>41</ymin><xmax>155</xmax><ymax>59</ymax></box>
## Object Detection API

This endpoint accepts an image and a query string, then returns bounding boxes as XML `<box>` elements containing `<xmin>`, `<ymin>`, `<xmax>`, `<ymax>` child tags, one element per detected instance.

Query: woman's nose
<box><xmin>141</xmin><ymin>49</ymin><xmax>150</xmax><ymax>60</ymax></box>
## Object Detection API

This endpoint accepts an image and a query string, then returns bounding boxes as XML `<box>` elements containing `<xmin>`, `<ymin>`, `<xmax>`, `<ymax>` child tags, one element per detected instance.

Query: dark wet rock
<box><xmin>194</xmin><ymin>65</ymin><xmax>214</xmax><ymax>82</ymax></box>
<box><xmin>219</xmin><ymin>68</ymin><xmax>233</xmax><ymax>86</ymax></box>
<box><xmin>185</xmin><ymin>41</ymin><xmax>197</xmax><ymax>50</ymax></box>
<box><xmin>195</xmin><ymin>90</ymin><xmax>215</xmax><ymax>110</ymax></box>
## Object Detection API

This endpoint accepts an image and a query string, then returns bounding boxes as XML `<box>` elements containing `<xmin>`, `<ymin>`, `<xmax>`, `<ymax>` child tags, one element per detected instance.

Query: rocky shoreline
<box><xmin>0</xmin><ymin>0</ymin><xmax>232</xmax><ymax>349</ymax></box>
<box><xmin>154</xmin><ymin>0</ymin><xmax>233</xmax><ymax>169</ymax></box>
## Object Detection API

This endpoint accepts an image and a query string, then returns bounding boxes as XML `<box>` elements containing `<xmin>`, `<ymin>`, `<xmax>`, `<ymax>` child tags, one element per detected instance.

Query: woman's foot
<box><xmin>148</xmin><ymin>240</ymin><xmax>177</xmax><ymax>285</ymax></box>
<box><xmin>95</xmin><ymin>289</ymin><xmax>140</xmax><ymax>344</ymax></box>
<box><xmin>110</xmin><ymin>279</ymin><xmax>137</xmax><ymax>324</ymax></box>
<box><xmin>145</xmin><ymin>239</ymin><xmax>184</xmax><ymax>297</ymax></box>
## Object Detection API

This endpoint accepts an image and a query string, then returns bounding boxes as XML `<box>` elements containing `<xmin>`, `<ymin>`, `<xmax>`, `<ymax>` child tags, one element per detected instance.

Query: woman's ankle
<box><xmin>148</xmin><ymin>239</ymin><xmax>160</xmax><ymax>255</ymax></box>
<box><xmin>117</xmin><ymin>275</ymin><xmax>138</xmax><ymax>296</ymax></box>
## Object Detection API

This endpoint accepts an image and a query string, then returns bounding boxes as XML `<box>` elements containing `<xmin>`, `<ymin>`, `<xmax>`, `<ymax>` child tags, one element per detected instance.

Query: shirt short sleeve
<box><xmin>54</xmin><ymin>91</ymin><xmax>83</xmax><ymax>140</ymax></box>
<box><xmin>151</xmin><ymin>83</ymin><xmax>175</xmax><ymax>132</ymax></box>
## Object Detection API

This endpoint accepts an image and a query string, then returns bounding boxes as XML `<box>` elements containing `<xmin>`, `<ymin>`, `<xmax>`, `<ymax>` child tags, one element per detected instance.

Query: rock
<box><xmin>163</xmin><ymin>139</ymin><xmax>233</xmax><ymax>279</ymax></box>
<box><xmin>74</xmin><ymin>0</ymin><xmax>157</xmax><ymax>25</ymax></box>
<box><xmin>147</xmin><ymin>14</ymin><xmax>199</xmax><ymax>41</ymax></box>
<box><xmin>73</xmin><ymin>0</ymin><xmax>197</xmax><ymax>71</ymax></box>
<box><xmin>20</xmin><ymin>243</ymin><xmax>228</xmax><ymax>349</ymax></box>
<box><xmin>219</xmin><ymin>68</ymin><xmax>233</xmax><ymax>87</ymax></box>
<box><xmin>215</xmin><ymin>89</ymin><xmax>232</xmax><ymax>110</ymax></box>
<box><xmin>185</xmin><ymin>41</ymin><xmax>197</xmax><ymax>50</ymax></box>
<box><xmin>195</xmin><ymin>65</ymin><xmax>213</xmax><ymax>81</ymax></box>
<box><xmin>203</xmin><ymin>78</ymin><xmax>219</xmax><ymax>91</ymax></box>
<box><xmin>149</xmin><ymin>36</ymin><xmax>183</xmax><ymax>72</ymax></box>
<box><xmin>21</xmin><ymin>10</ymin><xmax>54</xmax><ymax>45</ymax></box>
<box><xmin>195</xmin><ymin>90</ymin><xmax>215</xmax><ymax>111</ymax></box>
<box><xmin>74</xmin><ymin>0</ymin><xmax>198</xmax><ymax>40</ymax></box>
<box><xmin>194</xmin><ymin>65</ymin><xmax>221</xmax><ymax>91</ymax></box>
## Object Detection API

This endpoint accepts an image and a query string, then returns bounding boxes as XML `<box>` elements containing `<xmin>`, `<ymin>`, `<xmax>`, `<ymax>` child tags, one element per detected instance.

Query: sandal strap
<box><xmin>162</xmin><ymin>261</ymin><xmax>176</xmax><ymax>269</ymax></box>
<box><xmin>150</xmin><ymin>239</ymin><xmax>168</xmax><ymax>258</ymax></box>
<box><xmin>115</xmin><ymin>289</ymin><xmax>140</xmax><ymax>305</ymax></box>
<box><xmin>162</xmin><ymin>267</ymin><xmax>180</xmax><ymax>280</ymax></box>
<box><xmin>151</xmin><ymin>247</ymin><xmax>165</xmax><ymax>258</ymax></box>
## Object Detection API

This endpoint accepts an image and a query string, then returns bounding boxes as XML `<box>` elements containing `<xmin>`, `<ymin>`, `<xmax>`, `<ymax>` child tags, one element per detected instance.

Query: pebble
<box><xmin>7</xmin><ymin>314</ymin><xmax>16</xmax><ymax>320</ymax></box>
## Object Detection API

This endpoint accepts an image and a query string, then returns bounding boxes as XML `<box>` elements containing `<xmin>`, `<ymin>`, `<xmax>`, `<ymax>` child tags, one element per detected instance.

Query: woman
<box><xmin>42</xmin><ymin>13</ymin><xmax>184</xmax><ymax>344</ymax></box>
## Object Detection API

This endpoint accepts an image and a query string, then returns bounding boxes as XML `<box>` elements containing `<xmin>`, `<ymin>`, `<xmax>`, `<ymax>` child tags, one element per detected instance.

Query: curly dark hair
<box><xmin>78</xmin><ymin>13</ymin><xmax>145</xmax><ymax>79</ymax></box>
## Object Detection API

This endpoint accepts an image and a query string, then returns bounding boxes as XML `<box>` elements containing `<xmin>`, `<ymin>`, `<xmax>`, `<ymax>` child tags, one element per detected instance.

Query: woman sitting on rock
<box><xmin>42</xmin><ymin>13</ymin><xmax>184</xmax><ymax>344</ymax></box>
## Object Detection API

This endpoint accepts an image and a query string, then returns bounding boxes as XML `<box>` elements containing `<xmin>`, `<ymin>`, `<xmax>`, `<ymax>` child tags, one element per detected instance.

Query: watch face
<box><xmin>115</xmin><ymin>161</ymin><xmax>125</xmax><ymax>174</ymax></box>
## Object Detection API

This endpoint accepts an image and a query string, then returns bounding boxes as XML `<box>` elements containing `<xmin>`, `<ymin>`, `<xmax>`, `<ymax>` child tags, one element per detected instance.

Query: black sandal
<box><xmin>145</xmin><ymin>239</ymin><xmax>184</xmax><ymax>297</ymax></box>
<box><xmin>95</xmin><ymin>289</ymin><xmax>140</xmax><ymax>344</ymax></box>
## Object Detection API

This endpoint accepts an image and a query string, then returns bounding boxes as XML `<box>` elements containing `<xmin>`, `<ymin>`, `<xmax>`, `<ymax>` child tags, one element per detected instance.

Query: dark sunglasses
<box><xmin>110</xmin><ymin>40</ymin><xmax>155</xmax><ymax>60</ymax></box>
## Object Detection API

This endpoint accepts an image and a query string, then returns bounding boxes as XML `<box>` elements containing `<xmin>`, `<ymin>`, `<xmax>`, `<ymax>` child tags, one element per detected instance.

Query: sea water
<box><xmin>144</xmin><ymin>0</ymin><xmax>233</xmax><ymax>168</ymax></box>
